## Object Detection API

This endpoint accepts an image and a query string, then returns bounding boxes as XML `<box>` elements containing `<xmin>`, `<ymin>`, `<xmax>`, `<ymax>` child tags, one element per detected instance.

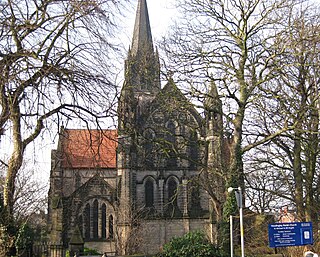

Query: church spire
<box><xmin>122</xmin><ymin>0</ymin><xmax>160</xmax><ymax>93</ymax></box>
<box><xmin>131</xmin><ymin>0</ymin><xmax>153</xmax><ymax>56</ymax></box>
<box><xmin>118</xmin><ymin>0</ymin><xmax>160</xmax><ymax>133</ymax></box>
<box><xmin>205</xmin><ymin>80</ymin><xmax>223</xmax><ymax>136</ymax></box>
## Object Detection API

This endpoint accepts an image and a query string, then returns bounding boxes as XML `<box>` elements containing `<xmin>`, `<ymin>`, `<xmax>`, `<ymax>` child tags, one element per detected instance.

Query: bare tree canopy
<box><xmin>0</xmin><ymin>0</ymin><xmax>126</xmax><ymax>254</ymax></box>
<box><xmin>163</xmin><ymin>0</ymin><xmax>293</xmax><ymax>201</ymax></box>
<box><xmin>246</xmin><ymin>3</ymin><xmax>320</xmax><ymax>222</ymax></box>
<box><xmin>161</xmin><ymin>0</ymin><xmax>319</xmax><ymax>250</ymax></box>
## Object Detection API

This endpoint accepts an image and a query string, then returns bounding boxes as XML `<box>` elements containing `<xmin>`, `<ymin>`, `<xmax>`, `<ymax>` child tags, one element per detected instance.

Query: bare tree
<box><xmin>245</xmin><ymin>2</ymin><xmax>320</xmax><ymax>225</ymax></box>
<box><xmin>162</xmin><ymin>0</ymin><xmax>298</xmax><ymax>243</ymax></box>
<box><xmin>14</xmin><ymin>165</ymin><xmax>47</xmax><ymax>222</ymax></box>
<box><xmin>0</xmin><ymin>0</ymin><xmax>126</xmax><ymax>254</ymax></box>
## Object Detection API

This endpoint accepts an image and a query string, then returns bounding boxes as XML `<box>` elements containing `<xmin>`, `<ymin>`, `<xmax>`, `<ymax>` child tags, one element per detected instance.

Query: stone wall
<box><xmin>137</xmin><ymin>218</ymin><xmax>211</xmax><ymax>255</ymax></box>
<box><xmin>85</xmin><ymin>241</ymin><xmax>116</xmax><ymax>255</ymax></box>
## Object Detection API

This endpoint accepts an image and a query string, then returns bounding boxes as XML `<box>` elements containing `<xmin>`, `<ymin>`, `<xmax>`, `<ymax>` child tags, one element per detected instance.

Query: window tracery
<box><xmin>81</xmin><ymin>200</ymin><xmax>114</xmax><ymax>241</ymax></box>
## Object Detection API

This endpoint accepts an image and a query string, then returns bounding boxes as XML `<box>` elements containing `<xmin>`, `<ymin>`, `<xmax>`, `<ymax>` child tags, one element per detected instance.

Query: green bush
<box><xmin>158</xmin><ymin>231</ymin><xmax>227</xmax><ymax>257</ymax></box>
<box><xmin>83</xmin><ymin>247</ymin><xmax>101</xmax><ymax>255</ymax></box>
<box><xmin>66</xmin><ymin>247</ymin><xmax>101</xmax><ymax>256</ymax></box>
<box><xmin>15</xmin><ymin>223</ymin><xmax>34</xmax><ymax>254</ymax></box>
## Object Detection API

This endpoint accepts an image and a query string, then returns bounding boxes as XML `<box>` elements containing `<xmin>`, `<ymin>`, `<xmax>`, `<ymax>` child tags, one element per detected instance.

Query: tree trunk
<box><xmin>305</xmin><ymin>86</ymin><xmax>319</xmax><ymax>226</ymax></box>
<box><xmin>1</xmin><ymin>103</ymin><xmax>25</xmax><ymax>255</ymax></box>
<box><xmin>292</xmin><ymin>130</ymin><xmax>304</xmax><ymax>220</ymax></box>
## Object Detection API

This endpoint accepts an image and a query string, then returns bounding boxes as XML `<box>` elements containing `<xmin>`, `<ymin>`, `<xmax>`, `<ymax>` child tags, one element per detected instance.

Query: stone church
<box><xmin>48</xmin><ymin>0</ymin><xmax>225</xmax><ymax>255</ymax></box>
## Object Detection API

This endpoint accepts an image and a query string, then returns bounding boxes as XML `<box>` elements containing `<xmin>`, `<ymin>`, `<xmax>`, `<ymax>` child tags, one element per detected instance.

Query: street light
<box><xmin>230</xmin><ymin>214</ymin><xmax>233</xmax><ymax>257</ymax></box>
<box><xmin>228</xmin><ymin>187</ymin><xmax>245</xmax><ymax>257</ymax></box>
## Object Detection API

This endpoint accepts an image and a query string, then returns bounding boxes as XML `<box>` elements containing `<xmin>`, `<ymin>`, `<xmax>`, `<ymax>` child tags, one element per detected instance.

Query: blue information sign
<box><xmin>268</xmin><ymin>222</ymin><xmax>313</xmax><ymax>248</ymax></box>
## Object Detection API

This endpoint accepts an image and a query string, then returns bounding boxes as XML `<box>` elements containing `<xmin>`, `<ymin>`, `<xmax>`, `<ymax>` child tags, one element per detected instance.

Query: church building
<box><xmin>48</xmin><ymin>0</ymin><xmax>225</xmax><ymax>255</ymax></box>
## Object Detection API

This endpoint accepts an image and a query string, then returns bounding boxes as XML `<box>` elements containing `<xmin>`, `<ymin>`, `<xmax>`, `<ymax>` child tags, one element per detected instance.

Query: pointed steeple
<box><xmin>122</xmin><ymin>0</ymin><xmax>160</xmax><ymax>93</ymax></box>
<box><xmin>118</xmin><ymin>0</ymin><xmax>160</xmax><ymax>134</ymax></box>
<box><xmin>205</xmin><ymin>80</ymin><xmax>223</xmax><ymax>136</ymax></box>
<box><xmin>131</xmin><ymin>0</ymin><xmax>153</xmax><ymax>56</ymax></box>
<box><xmin>205</xmin><ymin>81</ymin><xmax>222</xmax><ymax>117</ymax></box>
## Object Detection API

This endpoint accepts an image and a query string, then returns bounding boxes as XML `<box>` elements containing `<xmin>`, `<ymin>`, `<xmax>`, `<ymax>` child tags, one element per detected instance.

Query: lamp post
<box><xmin>228</xmin><ymin>187</ymin><xmax>244</xmax><ymax>257</ymax></box>
<box><xmin>230</xmin><ymin>215</ymin><xmax>233</xmax><ymax>257</ymax></box>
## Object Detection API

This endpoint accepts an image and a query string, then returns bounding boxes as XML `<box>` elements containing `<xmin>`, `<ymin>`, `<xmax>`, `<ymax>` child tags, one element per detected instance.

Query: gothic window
<box><xmin>145</xmin><ymin>179</ymin><xmax>154</xmax><ymax>207</ymax></box>
<box><xmin>189</xmin><ymin>184</ymin><xmax>202</xmax><ymax>217</ymax></box>
<box><xmin>189</xmin><ymin>130</ymin><xmax>199</xmax><ymax>169</ymax></box>
<box><xmin>165</xmin><ymin>177</ymin><xmax>182</xmax><ymax>217</ymax></box>
<box><xmin>166</xmin><ymin>120</ymin><xmax>177</xmax><ymax>168</ymax></box>
<box><xmin>144</xmin><ymin>129</ymin><xmax>155</xmax><ymax>168</ymax></box>
<box><xmin>191</xmin><ymin>185</ymin><xmax>201</xmax><ymax>208</ymax></box>
<box><xmin>93</xmin><ymin>200</ymin><xmax>99</xmax><ymax>239</ymax></box>
<box><xmin>168</xmin><ymin>178</ymin><xmax>178</xmax><ymax>206</ymax></box>
<box><xmin>109</xmin><ymin>215</ymin><xmax>114</xmax><ymax>239</ymax></box>
<box><xmin>84</xmin><ymin>203</ymin><xmax>90</xmax><ymax>239</ymax></box>
<box><xmin>101</xmin><ymin>203</ymin><xmax>107</xmax><ymax>239</ymax></box>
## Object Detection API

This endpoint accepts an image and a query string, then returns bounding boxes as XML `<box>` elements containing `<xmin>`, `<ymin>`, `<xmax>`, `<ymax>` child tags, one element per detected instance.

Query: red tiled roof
<box><xmin>60</xmin><ymin>129</ymin><xmax>117</xmax><ymax>169</ymax></box>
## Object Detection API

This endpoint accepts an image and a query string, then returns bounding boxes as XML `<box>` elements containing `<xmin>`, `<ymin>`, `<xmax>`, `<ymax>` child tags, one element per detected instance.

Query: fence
<box><xmin>19</xmin><ymin>242</ymin><xmax>67</xmax><ymax>257</ymax></box>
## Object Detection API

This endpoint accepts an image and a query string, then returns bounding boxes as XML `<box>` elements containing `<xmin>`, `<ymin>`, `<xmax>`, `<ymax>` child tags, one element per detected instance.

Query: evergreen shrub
<box><xmin>157</xmin><ymin>231</ymin><xmax>227</xmax><ymax>257</ymax></box>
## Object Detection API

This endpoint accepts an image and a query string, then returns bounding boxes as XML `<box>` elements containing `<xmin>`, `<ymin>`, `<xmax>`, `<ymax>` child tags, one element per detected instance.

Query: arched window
<box><xmin>145</xmin><ymin>179</ymin><xmax>154</xmax><ymax>207</ymax></box>
<box><xmin>191</xmin><ymin>185</ymin><xmax>201</xmax><ymax>208</ymax></box>
<box><xmin>144</xmin><ymin>129</ymin><xmax>155</xmax><ymax>168</ymax></box>
<box><xmin>84</xmin><ymin>203</ymin><xmax>90</xmax><ymax>239</ymax></box>
<box><xmin>165</xmin><ymin>178</ymin><xmax>181</xmax><ymax>217</ymax></box>
<box><xmin>101</xmin><ymin>204</ymin><xmax>107</xmax><ymax>239</ymax></box>
<box><xmin>93</xmin><ymin>200</ymin><xmax>98</xmax><ymax>239</ymax></box>
<box><xmin>189</xmin><ymin>183</ymin><xmax>202</xmax><ymax>217</ymax></box>
<box><xmin>168</xmin><ymin>178</ymin><xmax>178</xmax><ymax>206</ymax></box>
<box><xmin>189</xmin><ymin>130</ymin><xmax>199</xmax><ymax>169</ymax></box>
<box><xmin>166</xmin><ymin>121</ymin><xmax>177</xmax><ymax>168</ymax></box>
<box><xmin>109</xmin><ymin>215</ymin><xmax>114</xmax><ymax>239</ymax></box>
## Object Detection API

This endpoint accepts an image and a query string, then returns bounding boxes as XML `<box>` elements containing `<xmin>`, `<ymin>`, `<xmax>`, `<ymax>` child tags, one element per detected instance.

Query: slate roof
<box><xmin>60</xmin><ymin>129</ymin><xmax>117</xmax><ymax>169</ymax></box>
